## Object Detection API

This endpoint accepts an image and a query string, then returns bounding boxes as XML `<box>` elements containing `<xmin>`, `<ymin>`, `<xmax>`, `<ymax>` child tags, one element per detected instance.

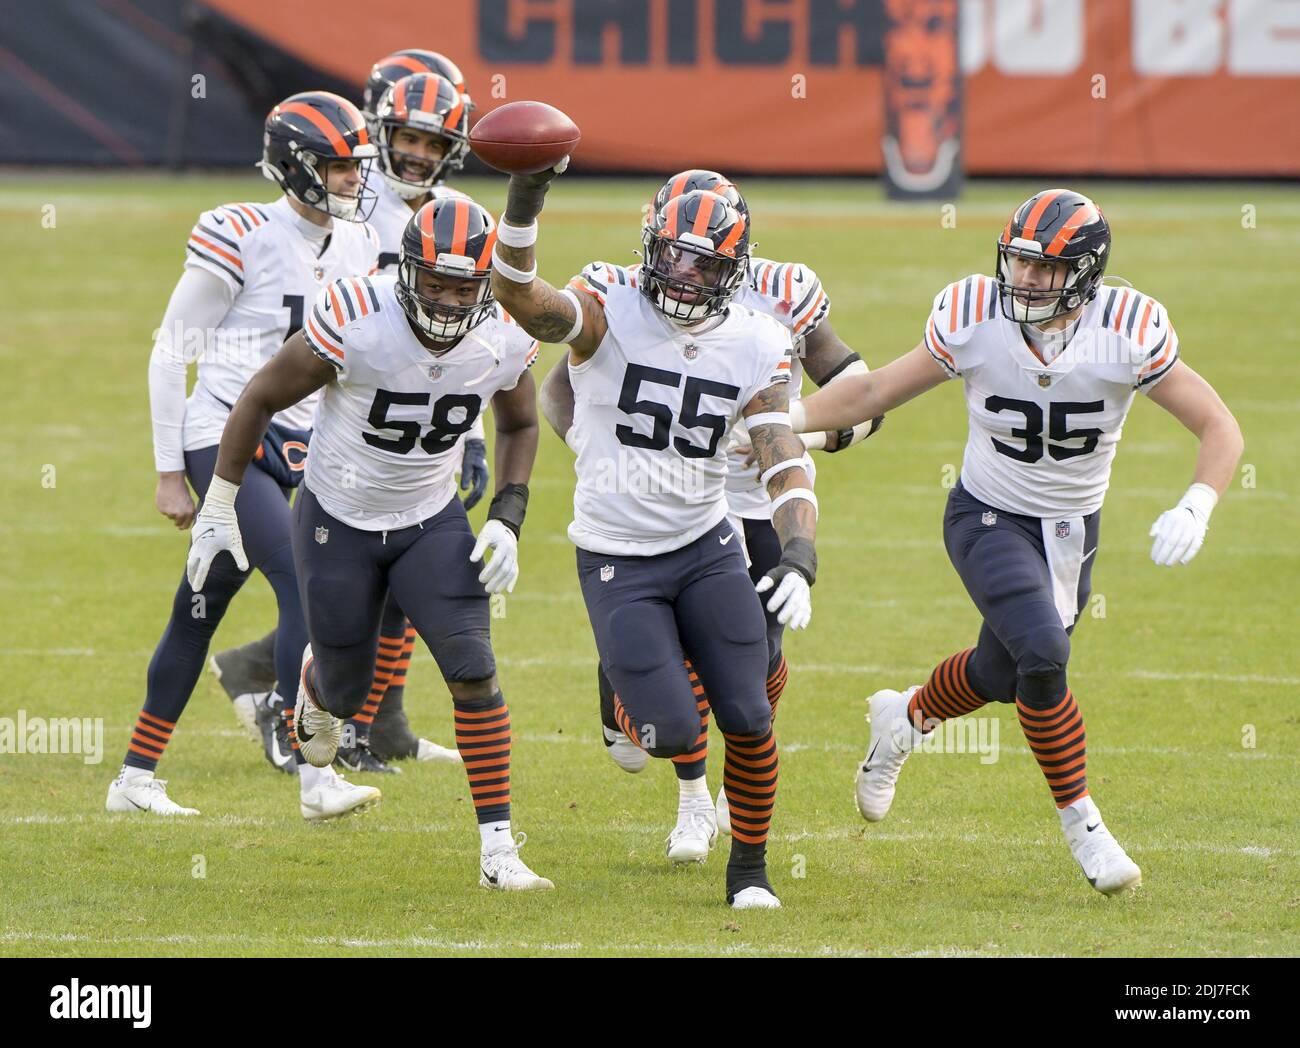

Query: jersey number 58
<box><xmin>363</xmin><ymin>389</ymin><xmax>480</xmax><ymax>456</ymax></box>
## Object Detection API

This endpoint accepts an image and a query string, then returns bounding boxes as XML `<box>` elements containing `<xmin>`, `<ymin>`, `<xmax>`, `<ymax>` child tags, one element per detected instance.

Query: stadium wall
<box><xmin>0</xmin><ymin>0</ymin><xmax>1296</xmax><ymax>176</ymax></box>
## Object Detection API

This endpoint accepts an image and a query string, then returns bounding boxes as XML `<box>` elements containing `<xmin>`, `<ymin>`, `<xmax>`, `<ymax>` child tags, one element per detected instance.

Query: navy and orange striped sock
<box><xmin>671</xmin><ymin>659</ymin><xmax>709</xmax><ymax>782</ymax></box>
<box><xmin>724</xmin><ymin>727</ymin><xmax>778</xmax><ymax>897</ymax></box>
<box><xmin>454</xmin><ymin>692</ymin><xmax>511</xmax><ymax>825</ymax></box>
<box><xmin>765</xmin><ymin>653</ymin><xmax>789</xmax><ymax>721</ymax></box>
<box><xmin>907</xmin><ymin>648</ymin><xmax>988</xmax><ymax>732</ymax></box>
<box><xmin>1017</xmin><ymin>690</ymin><xmax>1088</xmax><ymax>808</ymax></box>
<box><xmin>723</xmin><ymin>727</ymin><xmax>778</xmax><ymax>846</ymax></box>
<box><xmin>348</xmin><ymin>628</ymin><xmax>404</xmax><ymax>739</ymax></box>
<box><xmin>122</xmin><ymin>710</ymin><xmax>175</xmax><ymax>772</ymax></box>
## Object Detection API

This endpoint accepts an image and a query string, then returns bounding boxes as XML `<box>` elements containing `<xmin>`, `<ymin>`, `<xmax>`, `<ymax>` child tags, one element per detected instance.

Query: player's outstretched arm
<box><xmin>469</xmin><ymin>371</ymin><xmax>542</xmax><ymax>596</ymax></box>
<box><xmin>1144</xmin><ymin>361</ymin><xmax>1244</xmax><ymax>566</ymax></box>
<box><xmin>491</xmin><ymin>167</ymin><xmax>607</xmax><ymax>360</ymax></box>
<box><xmin>539</xmin><ymin>354</ymin><xmax>577</xmax><ymax>444</ymax></box>
<box><xmin>744</xmin><ymin>381</ymin><xmax>818</xmax><ymax>630</ymax></box>
<box><xmin>186</xmin><ymin>333</ymin><xmax>334</xmax><ymax>591</ymax></box>
<box><xmin>800</xmin><ymin>319</ymin><xmax>885</xmax><ymax>451</ymax></box>
<box><xmin>793</xmin><ymin>342</ymin><xmax>947</xmax><ymax>434</ymax></box>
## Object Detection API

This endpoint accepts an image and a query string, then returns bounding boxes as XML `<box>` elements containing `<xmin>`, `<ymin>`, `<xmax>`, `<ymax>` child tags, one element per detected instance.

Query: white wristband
<box><xmin>492</xmin><ymin>245</ymin><xmax>536</xmax><ymax>284</ymax></box>
<box><xmin>760</xmin><ymin>458</ymin><xmax>806</xmax><ymax>487</ymax></box>
<box><xmin>1178</xmin><ymin>482</ymin><xmax>1218</xmax><ymax>522</ymax></box>
<box><xmin>799</xmin><ymin>430</ymin><xmax>828</xmax><ymax>451</ymax></box>
<box><xmin>557</xmin><ymin>288</ymin><xmax>585</xmax><ymax>343</ymax></box>
<box><xmin>789</xmin><ymin>400</ymin><xmax>807</xmax><ymax>433</ymax></box>
<box><xmin>496</xmin><ymin>220</ymin><xmax>538</xmax><ymax>248</ymax></box>
<box><xmin>746</xmin><ymin>412</ymin><xmax>791</xmax><ymax>431</ymax></box>
<box><xmin>205</xmin><ymin>474</ymin><xmax>239</xmax><ymax>509</ymax></box>
<box><xmin>770</xmin><ymin>487</ymin><xmax>818</xmax><ymax>519</ymax></box>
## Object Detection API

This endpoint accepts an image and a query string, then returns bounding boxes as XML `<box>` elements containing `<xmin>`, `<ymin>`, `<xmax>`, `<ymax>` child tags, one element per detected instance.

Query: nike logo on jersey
<box><xmin>1086</xmin><ymin>821</ymin><xmax>1100</xmax><ymax>833</ymax></box>
<box><xmin>937</xmin><ymin>289</ymin><xmax>949</xmax><ymax>310</ymax></box>
<box><xmin>720</xmin><ymin>533</ymin><xmax>734</xmax><ymax>545</ymax></box>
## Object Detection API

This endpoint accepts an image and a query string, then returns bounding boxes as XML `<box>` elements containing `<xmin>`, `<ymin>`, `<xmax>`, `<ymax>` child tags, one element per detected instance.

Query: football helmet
<box><xmin>362</xmin><ymin>49</ymin><xmax>473</xmax><ymax>137</ymax></box>
<box><xmin>374</xmin><ymin>73</ymin><xmax>470</xmax><ymax>200</ymax></box>
<box><xmin>651</xmin><ymin>169</ymin><xmax>748</xmax><ymax>222</ymax></box>
<box><xmin>640</xmin><ymin>190</ymin><xmax>749</xmax><ymax>325</ymax></box>
<box><xmin>397</xmin><ymin>196</ymin><xmax>497</xmax><ymax>341</ymax></box>
<box><xmin>258</xmin><ymin>91</ymin><xmax>377</xmax><ymax>222</ymax></box>
<box><xmin>996</xmin><ymin>189</ymin><xmax>1110</xmax><ymax>324</ymax></box>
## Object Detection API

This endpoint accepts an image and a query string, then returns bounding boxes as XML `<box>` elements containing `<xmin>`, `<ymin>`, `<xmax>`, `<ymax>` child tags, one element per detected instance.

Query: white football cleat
<box><xmin>730</xmin><ymin>885</ymin><xmax>781</xmax><ymax>910</ymax></box>
<box><xmin>855</xmin><ymin>686</ymin><xmax>925</xmax><ymax>822</ymax></box>
<box><xmin>666</xmin><ymin>806</ymin><xmax>717</xmax><ymax>865</ymax></box>
<box><xmin>416</xmin><ymin>738</ymin><xmax>463</xmax><ymax>764</ymax></box>
<box><xmin>479</xmin><ymin>832</ymin><xmax>554</xmax><ymax>892</ymax></box>
<box><xmin>602</xmin><ymin>725</ymin><xmax>648</xmax><ymax>773</ymax></box>
<box><xmin>715</xmin><ymin>785</ymin><xmax>731</xmax><ymax>836</ymax></box>
<box><xmin>1060</xmin><ymin>796</ymin><xmax>1142</xmax><ymax>895</ymax></box>
<box><xmin>300</xmin><ymin>766</ymin><xmax>381</xmax><ymax>822</ymax></box>
<box><xmin>105</xmin><ymin>769</ymin><xmax>199</xmax><ymax>816</ymax></box>
<box><xmin>208</xmin><ymin>653</ymin><xmax>263</xmax><ymax>743</ymax></box>
<box><xmin>294</xmin><ymin>646</ymin><xmax>341</xmax><ymax>768</ymax></box>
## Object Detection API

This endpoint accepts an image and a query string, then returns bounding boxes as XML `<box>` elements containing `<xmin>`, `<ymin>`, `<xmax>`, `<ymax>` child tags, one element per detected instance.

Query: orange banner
<box><xmin>204</xmin><ymin>0</ymin><xmax>1300</xmax><ymax>176</ymax></box>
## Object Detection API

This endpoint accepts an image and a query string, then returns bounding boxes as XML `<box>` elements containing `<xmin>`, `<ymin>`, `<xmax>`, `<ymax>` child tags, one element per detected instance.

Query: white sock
<box><xmin>298</xmin><ymin>762</ymin><xmax>325</xmax><ymax>792</ymax></box>
<box><xmin>120</xmin><ymin>765</ymin><xmax>153</xmax><ymax>782</ymax></box>
<box><xmin>678</xmin><ymin>775</ymin><xmax>710</xmax><ymax>807</ymax></box>
<box><xmin>480</xmin><ymin>820</ymin><xmax>512</xmax><ymax>851</ymax></box>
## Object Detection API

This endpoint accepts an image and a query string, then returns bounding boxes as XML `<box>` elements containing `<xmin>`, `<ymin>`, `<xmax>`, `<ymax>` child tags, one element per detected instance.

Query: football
<box><xmin>469</xmin><ymin>100</ymin><xmax>581</xmax><ymax>175</ymax></box>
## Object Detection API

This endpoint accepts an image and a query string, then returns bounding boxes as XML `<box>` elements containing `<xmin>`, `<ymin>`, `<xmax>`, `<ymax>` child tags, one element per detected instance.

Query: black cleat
<box><xmin>335</xmin><ymin>738</ymin><xmax>401</xmax><ymax>775</ymax></box>
<box><xmin>368</xmin><ymin>695</ymin><xmax>420</xmax><ymax>761</ymax></box>
<box><xmin>256</xmin><ymin>700</ymin><xmax>297</xmax><ymax>776</ymax></box>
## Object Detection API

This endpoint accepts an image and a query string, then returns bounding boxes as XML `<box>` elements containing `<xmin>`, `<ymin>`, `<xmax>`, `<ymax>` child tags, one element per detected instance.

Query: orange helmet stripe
<box><xmin>384</xmin><ymin>54</ymin><xmax>427</xmax><ymax>75</ymax></box>
<box><xmin>392</xmin><ymin>77</ymin><xmax>409</xmax><ymax>121</ymax></box>
<box><xmin>691</xmin><ymin>196</ymin><xmax>714</xmax><ymax>236</ymax></box>
<box><xmin>665</xmin><ymin>196</ymin><xmax>682</xmax><ymax>239</ymax></box>
<box><xmin>420</xmin><ymin>203</ymin><xmax>438</xmax><ymax>262</ymax></box>
<box><xmin>450</xmin><ymin>199</ymin><xmax>470</xmax><ymax>257</ymax></box>
<box><xmin>1021</xmin><ymin>189</ymin><xmax>1064</xmax><ymax>243</ymax></box>
<box><xmin>1045</xmin><ymin>203</ymin><xmax>1098</xmax><ymax>256</ymax></box>
<box><xmin>716</xmin><ymin>212</ymin><xmax>746</xmax><ymax>256</ymax></box>
<box><xmin>1000</xmin><ymin>218</ymin><xmax>1013</xmax><ymax>245</ymax></box>
<box><xmin>279</xmin><ymin>101</ymin><xmax>351</xmax><ymax>156</ymax></box>
<box><xmin>444</xmin><ymin>90</ymin><xmax>466</xmax><ymax>134</ymax></box>
<box><xmin>476</xmin><ymin>227</ymin><xmax>498</xmax><ymax>269</ymax></box>
<box><xmin>670</xmin><ymin>171</ymin><xmax>691</xmax><ymax>200</ymax></box>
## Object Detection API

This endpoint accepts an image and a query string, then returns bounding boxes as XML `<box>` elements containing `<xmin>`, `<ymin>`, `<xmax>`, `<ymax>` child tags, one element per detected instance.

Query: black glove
<box><xmin>504</xmin><ymin>160</ymin><xmax>568</xmax><ymax>226</ymax></box>
<box><xmin>459</xmin><ymin>438</ymin><xmax>489</xmax><ymax>510</ymax></box>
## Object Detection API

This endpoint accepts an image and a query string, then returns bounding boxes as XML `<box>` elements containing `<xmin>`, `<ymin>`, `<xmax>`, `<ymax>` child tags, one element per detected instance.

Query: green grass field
<box><xmin>1</xmin><ymin>174</ymin><xmax>1297</xmax><ymax>957</ymax></box>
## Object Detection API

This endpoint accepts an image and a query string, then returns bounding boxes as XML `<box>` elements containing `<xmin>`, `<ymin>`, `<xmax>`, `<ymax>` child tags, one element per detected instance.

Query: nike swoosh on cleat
<box><xmin>481</xmin><ymin>866</ymin><xmax>498</xmax><ymax>886</ymax></box>
<box><xmin>865</xmin><ymin>740</ymin><xmax>880</xmax><ymax>769</ymax></box>
<box><xmin>1086</xmin><ymin>822</ymin><xmax>1100</xmax><ymax>833</ymax></box>
<box><xmin>298</xmin><ymin>720</ymin><xmax>315</xmax><ymax>743</ymax></box>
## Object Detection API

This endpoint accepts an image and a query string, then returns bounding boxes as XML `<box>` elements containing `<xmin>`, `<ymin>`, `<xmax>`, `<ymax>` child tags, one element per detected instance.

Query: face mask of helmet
<box><xmin>997</xmin><ymin>241</ymin><xmax>1097</xmax><ymax>325</ymax></box>
<box><xmin>379</xmin><ymin>120</ymin><xmax>467</xmax><ymax>200</ymax></box>
<box><xmin>640</xmin><ymin>233</ymin><xmax>744</xmax><ymax>325</ymax></box>
<box><xmin>262</xmin><ymin>145</ymin><xmax>378</xmax><ymax>222</ymax></box>
<box><xmin>396</xmin><ymin>251</ymin><xmax>494</xmax><ymax>341</ymax></box>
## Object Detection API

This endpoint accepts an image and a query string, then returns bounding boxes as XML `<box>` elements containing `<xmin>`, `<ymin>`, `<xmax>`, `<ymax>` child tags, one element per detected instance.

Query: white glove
<box><xmin>470</xmin><ymin>519</ymin><xmax>519</xmax><ymax>594</ymax></box>
<box><xmin>1149</xmin><ymin>482</ymin><xmax>1217</xmax><ymax>566</ymax></box>
<box><xmin>755</xmin><ymin>569</ymin><xmax>812</xmax><ymax>630</ymax></box>
<box><xmin>186</xmin><ymin>476</ymin><xmax>248</xmax><ymax>590</ymax></box>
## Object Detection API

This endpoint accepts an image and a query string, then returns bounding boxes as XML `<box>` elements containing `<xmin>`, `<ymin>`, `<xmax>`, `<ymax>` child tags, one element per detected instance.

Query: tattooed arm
<box><xmin>490</xmin><ymin>168</ymin><xmax>608</xmax><ymax>363</ymax></box>
<box><xmin>742</xmin><ymin>380</ymin><xmax>818</xmax><ymax>628</ymax></box>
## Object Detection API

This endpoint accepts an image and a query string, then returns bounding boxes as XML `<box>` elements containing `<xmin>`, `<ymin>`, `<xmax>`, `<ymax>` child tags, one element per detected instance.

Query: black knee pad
<box><xmin>714</xmin><ymin>703</ymin><xmax>771</xmax><ymax>738</ymax></box>
<box><xmin>435</xmin><ymin>629</ymin><xmax>496</xmax><ymax>683</ymax></box>
<box><xmin>1016</xmin><ymin>625</ymin><xmax>1070</xmax><ymax>707</ymax></box>
<box><xmin>968</xmin><ymin>648</ymin><xmax>1018</xmax><ymax>704</ymax></box>
<box><xmin>312</xmin><ymin>658</ymin><xmax>373</xmax><ymax>719</ymax></box>
<box><xmin>641</xmin><ymin>711</ymin><xmax>702</xmax><ymax>758</ymax></box>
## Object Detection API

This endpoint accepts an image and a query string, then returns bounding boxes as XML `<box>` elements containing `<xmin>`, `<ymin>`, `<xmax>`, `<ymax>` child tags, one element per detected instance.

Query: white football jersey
<box><xmin>566</xmin><ymin>262</ymin><xmax>793</xmax><ymax>556</ymax></box>
<box><xmin>924</xmin><ymin>274</ymin><xmax>1181</xmax><ymax>517</ymax></box>
<box><xmin>365</xmin><ymin>168</ymin><xmax>472</xmax><ymax>274</ymax></box>
<box><xmin>302</xmin><ymin>276</ymin><xmax>538</xmax><ymax>531</ymax></box>
<box><xmin>182</xmin><ymin>197</ymin><xmax>379</xmax><ymax>449</ymax></box>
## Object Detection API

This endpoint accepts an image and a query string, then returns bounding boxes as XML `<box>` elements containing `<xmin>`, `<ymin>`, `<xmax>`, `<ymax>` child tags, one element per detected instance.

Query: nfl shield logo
<box><xmin>1038</xmin><ymin>374</ymin><xmax>1052</xmax><ymax>388</ymax></box>
<box><xmin>313</xmin><ymin>265</ymin><xmax>325</xmax><ymax>282</ymax></box>
<box><xmin>599</xmin><ymin>564</ymin><xmax>614</xmax><ymax>582</ymax></box>
<box><xmin>1055</xmin><ymin>520</ymin><xmax>1071</xmax><ymax>538</ymax></box>
<box><xmin>427</xmin><ymin>363</ymin><xmax>444</xmax><ymax>381</ymax></box>
<box><xmin>683</xmin><ymin>344</ymin><xmax>698</xmax><ymax>360</ymax></box>
<box><xmin>314</xmin><ymin>526</ymin><xmax>329</xmax><ymax>545</ymax></box>
<box><xmin>981</xmin><ymin>511</ymin><xmax>997</xmax><ymax>527</ymax></box>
